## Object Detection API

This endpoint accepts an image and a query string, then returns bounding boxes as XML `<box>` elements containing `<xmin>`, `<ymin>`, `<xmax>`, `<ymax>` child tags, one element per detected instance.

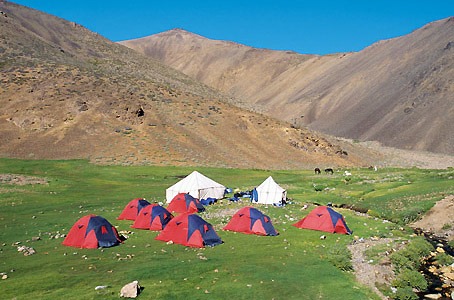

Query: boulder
<box><xmin>120</xmin><ymin>280</ymin><xmax>140</xmax><ymax>298</ymax></box>
<box><xmin>445</xmin><ymin>272</ymin><xmax>454</xmax><ymax>280</ymax></box>
<box><xmin>424</xmin><ymin>294</ymin><xmax>441</xmax><ymax>299</ymax></box>
<box><xmin>436</xmin><ymin>247</ymin><xmax>445</xmax><ymax>253</ymax></box>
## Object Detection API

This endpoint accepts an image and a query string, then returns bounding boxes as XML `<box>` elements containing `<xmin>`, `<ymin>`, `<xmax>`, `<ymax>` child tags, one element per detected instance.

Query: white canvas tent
<box><xmin>254</xmin><ymin>176</ymin><xmax>287</xmax><ymax>204</ymax></box>
<box><xmin>165</xmin><ymin>171</ymin><xmax>226</xmax><ymax>203</ymax></box>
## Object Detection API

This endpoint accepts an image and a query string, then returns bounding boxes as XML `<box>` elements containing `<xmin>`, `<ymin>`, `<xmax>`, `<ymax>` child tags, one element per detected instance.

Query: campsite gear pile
<box><xmin>61</xmin><ymin>171</ymin><xmax>352</xmax><ymax>250</ymax></box>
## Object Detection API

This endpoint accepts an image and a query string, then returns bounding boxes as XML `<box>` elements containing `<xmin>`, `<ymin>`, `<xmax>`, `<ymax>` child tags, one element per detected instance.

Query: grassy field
<box><xmin>1</xmin><ymin>159</ymin><xmax>453</xmax><ymax>299</ymax></box>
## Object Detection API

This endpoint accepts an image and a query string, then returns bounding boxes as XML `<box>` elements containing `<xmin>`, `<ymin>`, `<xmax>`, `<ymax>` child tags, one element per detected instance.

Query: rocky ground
<box><xmin>0</xmin><ymin>174</ymin><xmax>48</xmax><ymax>185</ymax></box>
<box><xmin>348</xmin><ymin>238</ymin><xmax>395</xmax><ymax>300</ymax></box>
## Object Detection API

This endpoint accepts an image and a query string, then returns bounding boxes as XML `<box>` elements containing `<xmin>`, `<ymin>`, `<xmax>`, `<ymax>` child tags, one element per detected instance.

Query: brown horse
<box><xmin>324</xmin><ymin>168</ymin><xmax>334</xmax><ymax>174</ymax></box>
<box><xmin>314</xmin><ymin>168</ymin><xmax>321</xmax><ymax>174</ymax></box>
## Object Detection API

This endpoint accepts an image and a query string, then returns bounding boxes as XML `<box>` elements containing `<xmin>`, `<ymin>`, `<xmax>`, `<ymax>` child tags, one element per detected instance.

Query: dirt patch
<box><xmin>348</xmin><ymin>238</ymin><xmax>395</xmax><ymax>300</ymax></box>
<box><xmin>0</xmin><ymin>174</ymin><xmax>48</xmax><ymax>185</ymax></box>
<box><xmin>202</xmin><ymin>208</ymin><xmax>238</xmax><ymax>219</ymax></box>
<box><xmin>411</xmin><ymin>195</ymin><xmax>454</xmax><ymax>241</ymax></box>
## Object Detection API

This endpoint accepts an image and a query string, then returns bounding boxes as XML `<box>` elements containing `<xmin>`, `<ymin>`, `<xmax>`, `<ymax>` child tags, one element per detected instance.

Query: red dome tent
<box><xmin>292</xmin><ymin>206</ymin><xmax>352</xmax><ymax>234</ymax></box>
<box><xmin>155</xmin><ymin>213</ymin><xmax>223</xmax><ymax>247</ymax></box>
<box><xmin>167</xmin><ymin>193</ymin><xmax>205</xmax><ymax>214</ymax></box>
<box><xmin>131</xmin><ymin>204</ymin><xmax>174</xmax><ymax>230</ymax></box>
<box><xmin>62</xmin><ymin>215</ymin><xmax>122</xmax><ymax>249</ymax></box>
<box><xmin>223</xmin><ymin>207</ymin><xmax>278</xmax><ymax>236</ymax></box>
<box><xmin>117</xmin><ymin>198</ymin><xmax>151</xmax><ymax>220</ymax></box>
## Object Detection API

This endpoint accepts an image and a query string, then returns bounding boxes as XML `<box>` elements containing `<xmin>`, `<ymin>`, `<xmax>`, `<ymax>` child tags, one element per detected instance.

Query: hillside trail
<box><xmin>348</xmin><ymin>238</ymin><xmax>394</xmax><ymax>300</ymax></box>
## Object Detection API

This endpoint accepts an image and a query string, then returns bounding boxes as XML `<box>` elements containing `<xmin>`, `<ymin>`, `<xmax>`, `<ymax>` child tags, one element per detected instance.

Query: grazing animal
<box><xmin>314</xmin><ymin>168</ymin><xmax>321</xmax><ymax>174</ymax></box>
<box><xmin>344</xmin><ymin>171</ymin><xmax>352</xmax><ymax>176</ymax></box>
<box><xmin>324</xmin><ymin>168</ymin><xmax>334</xmax><ymax>174</ymax></box>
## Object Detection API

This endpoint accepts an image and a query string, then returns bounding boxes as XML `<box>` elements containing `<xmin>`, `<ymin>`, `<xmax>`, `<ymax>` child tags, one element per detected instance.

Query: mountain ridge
<box><xmin>120</xmin><ymin>17</ymin><xmax>454</xmax><ymax>154</ymax></box>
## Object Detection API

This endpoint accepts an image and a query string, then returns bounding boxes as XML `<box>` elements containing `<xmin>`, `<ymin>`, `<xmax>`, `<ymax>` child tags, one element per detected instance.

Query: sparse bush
<box><xmin>390</xmin><ymin>251</ymin><xmax>415</xmax><ymax>271</ymax></box>
<box><xmin>392</xmin><ymin>269</ymin><xmax>427</xmax><ymax>292</ymax></box>
<box><xmin>441</xmin><ymin>223</ymin><xmax>452</xmax><ymax>230</ymax></box>
<box><xmin>393</xmin><ymin>286</ymin><xmax>418</xmax><ymax>300</ymax></box>
<box><xmin>313</xmin><ymin>184</ymin><xmax>326</xmax><ymax>192</ymax></box>
<box><xmin>391</xmin><ymin>237</ymin><xmax>433</xmax><ymax>271</ymax></box>
<box><xmin>327</xmin><ymin>244</ymin><xmax>353</xmax><ymax>271</ymax></box>
<box><xmin>434</xmin><ymin>252</ymin><xmax>453</xmax><ymax>266</ymax></box>
<box><xmin>399</xmin><ymin>207</ymin><xmax>424</xmax><ymax>223</ymax></box>
<box><xmin>406</xmin><ymin>237</ymin><xmax>433</xmax><ymax>258</ymax></box>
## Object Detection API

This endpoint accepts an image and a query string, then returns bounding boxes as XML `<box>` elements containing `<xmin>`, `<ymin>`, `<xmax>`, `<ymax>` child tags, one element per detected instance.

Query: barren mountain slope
<box><xmin>285</xmin><ymin>17</ymin><xmax>454</xmax><ymax>154</ymax></box>
<box><xmin>0</xmin><ymin>1</ymin><xmax>363</xmax><ymax>169</ymax></box>
<box><xmin>123</xmin><ymin>18</ymin><xmax>454</xmax><ymax>154</ymax></box>
<box><xmin>119</xmin><ymin>29</ymin><xmax>318</xmax><ymax>105</ymax></box>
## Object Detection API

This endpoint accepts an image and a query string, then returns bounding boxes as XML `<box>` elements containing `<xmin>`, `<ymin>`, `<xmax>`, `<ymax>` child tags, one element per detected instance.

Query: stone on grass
<box><xmin>17</xmin><ymin>245</ymin><xmax>36</xmax><ymax>256</ymax></box>
<box><xmin>2</xmin><ymin>274</ymin><xmax>7</xmax><ymax>280</ymax></box>
<box><xmin>120</xmin><ymin>280</ymin><xmax>140</xmax><ymax>298</ymax></box>
<box><xmin>95</xmin><ymin>285</ymin><xmax>108</xmax><ymax>290</ymax></box>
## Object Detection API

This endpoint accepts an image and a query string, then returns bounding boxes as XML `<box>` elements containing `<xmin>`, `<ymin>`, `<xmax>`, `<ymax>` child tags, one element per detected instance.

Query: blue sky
<box><xmin>10</xmin><ymin>0</ymin><xmax>454</xmax><ymax>54</ymax></box>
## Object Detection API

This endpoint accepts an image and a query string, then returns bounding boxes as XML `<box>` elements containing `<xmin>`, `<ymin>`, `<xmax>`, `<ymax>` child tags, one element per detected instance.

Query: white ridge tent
<box><xmin>254</xmin><ymin>176</ymin><xmax>287</xmax><ymax>204</ymax></box>
<box><xmin>165</xmin><ymin>171</ymin><xmax>226</xmax><ymax>203</ymax></box>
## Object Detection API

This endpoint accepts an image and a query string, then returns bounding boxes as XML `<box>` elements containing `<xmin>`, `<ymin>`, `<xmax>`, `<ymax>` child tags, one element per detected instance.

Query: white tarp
<box><xmin>165</xmin><ymin>171</ymin><xmax>226</xmax><ymax>203</ymax></box>
<box><xmin>255</xmin><ymin>176</ymin><xmax>287</xmax><ymax>204</ymax></box>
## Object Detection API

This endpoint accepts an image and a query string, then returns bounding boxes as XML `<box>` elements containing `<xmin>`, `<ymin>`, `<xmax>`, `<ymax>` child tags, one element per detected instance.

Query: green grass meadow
<box><xmin>1</xmin><ymin>159</ymin><xmax>454</xmax><ymax>299</ymax></box>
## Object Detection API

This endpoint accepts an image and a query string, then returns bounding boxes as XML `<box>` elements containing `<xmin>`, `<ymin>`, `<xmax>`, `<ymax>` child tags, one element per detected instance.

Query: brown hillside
<box><xmin>0</xmin><ymin>1</ymin><xmax>363</xmax><ymax>169</ymax></box>
<box><xmin>119</xmin><ymin>29</ymin><xmax>316</xmax><ymax>107</ymax></box>
<box><xmin>121</xmin><ymin>19</ymin><xmax>454</xmax><ymax>154</ymax></box>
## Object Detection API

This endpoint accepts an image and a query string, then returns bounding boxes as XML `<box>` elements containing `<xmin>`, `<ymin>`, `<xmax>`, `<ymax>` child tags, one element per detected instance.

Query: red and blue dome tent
<box><xmin>167</xmin><ymin>193</ymin><xmax>205</xmax><ymax>213</ymax></box>
<box><xmin>131</xmin><ymin>204</ymin><xmax>173</xmax><ymax>230</ymax></box>
<box><xmin>62</xmin><ymin>215</ymin><xmax>122</xmax><ymax>248</ymax></box>
<box><xmin>292</xmin><ymin>206</ymin><xmax>352</xmax><ymax>234</ymax></box>
<box><xmin>117</xmin><ymin>198</ymin><xmax>151</xmax><ymax>220</ymax></box>
<box><xmin>223</xmin><ymin>207</ymin><xmax>278</xmax><ymax>236</ymax></box>
<box><xmin>155</xmin><ymin>213</ymin><xmax>223</xmax><ymax>247</ymax></box>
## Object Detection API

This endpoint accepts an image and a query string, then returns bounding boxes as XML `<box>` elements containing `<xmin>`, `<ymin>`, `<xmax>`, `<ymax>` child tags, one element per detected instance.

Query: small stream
<box><xmin>324</xmin><ymin>203</ymin><xmax>454</xmax><ymax>299</ymax></box>
<box><xmin>414</xmin><ymin>228</ymin><xmax>454</xmax><ymax>300</ymax></box>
